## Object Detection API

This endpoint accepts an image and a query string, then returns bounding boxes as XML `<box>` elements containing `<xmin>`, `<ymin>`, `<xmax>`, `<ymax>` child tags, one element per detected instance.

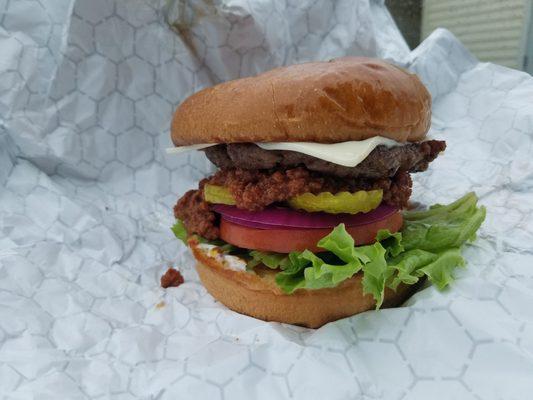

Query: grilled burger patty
<box><xmin>204</xmin><ymin>140</ymin><xmax>446</xmax><ymax>179</ymax></box>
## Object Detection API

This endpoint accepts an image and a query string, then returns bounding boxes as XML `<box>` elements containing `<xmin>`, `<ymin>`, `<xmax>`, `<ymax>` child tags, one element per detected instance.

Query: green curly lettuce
<box><xmin>247</xmin><ymin>250</ymin><xmax>291</xmax><ymax>270</ymax></box>
<box><xmin>401</xmin><ymin>192</ymin><xmax>486</xmax><ymax>251</ymax></box>
<box><xmin>171</xmin><ymin>220</ymin><xmax>188</xmax><ymax>244</ymax></box>
<box><xmin>171</xmin><ymin>219</ymin><xmax>237</xmax><ymax>253</ymax></box>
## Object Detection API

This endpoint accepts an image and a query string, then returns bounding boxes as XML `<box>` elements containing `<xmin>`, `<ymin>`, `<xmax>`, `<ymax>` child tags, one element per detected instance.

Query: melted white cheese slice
<box><xmin>166</xmin><ymin>136</ymin><xmax>402</xmax><ymax>168</ymax></box>
<box><xmin>166</xmin><ymin>143</ymin><xmax>218</xmax><ymax>154</ymax></box>
<box><xmin>256</xmin><ymin>137</ymin><xmax>400</xmax><ymax>167</ymax></box>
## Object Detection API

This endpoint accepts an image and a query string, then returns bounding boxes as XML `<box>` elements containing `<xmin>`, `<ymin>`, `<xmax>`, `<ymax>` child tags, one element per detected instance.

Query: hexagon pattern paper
<box><xmin>1</xmin><ymin>0</ymin><xmax>533</xmax><ymax>399</ymax></box>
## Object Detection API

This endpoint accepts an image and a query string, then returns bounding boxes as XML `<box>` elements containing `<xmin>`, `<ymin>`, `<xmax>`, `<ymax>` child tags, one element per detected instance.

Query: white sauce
<box><xmin>197</xmin><ymin>243</ymin><xmax>247</xmax><ymax>272</ymax></box>
<box><xmin>166</xmin><ymin>137</ymin><xmax>403</xmax><ymax>168</ymax></box>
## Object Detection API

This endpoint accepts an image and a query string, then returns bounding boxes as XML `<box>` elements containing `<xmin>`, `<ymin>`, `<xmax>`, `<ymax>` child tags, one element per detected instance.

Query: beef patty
<box><xmin>204</xmin><ymin>140</ymin><xmax>446</xmax><ymax>179</ymax></box>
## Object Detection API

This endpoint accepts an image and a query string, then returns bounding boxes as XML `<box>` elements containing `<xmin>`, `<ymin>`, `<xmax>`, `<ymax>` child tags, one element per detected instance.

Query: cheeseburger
<box><xmin>168</xmin><ymin>57</ymin><xmax>485</xmax><ymax>328</ymax></box>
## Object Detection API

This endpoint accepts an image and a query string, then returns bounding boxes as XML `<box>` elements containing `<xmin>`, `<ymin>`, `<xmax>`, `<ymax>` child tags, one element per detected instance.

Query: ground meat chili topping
<box><xmin>207</xmin><ymin>167</ymin><xmax>412</xmax><ymax>211</ymax></box>
<box><xmin>160</xmin><ymin>267</ymin><xmax>185</xmax><ymax>288</ymax></box>
<box><xmin>174</xmin><ymin>189</ymin><xmax>219</xmax><ymax>240</ymax></box>
<box><xmin>173</xmin><ymin>166</ymin><xmax>413</xmax><ymax>239</ymax></box>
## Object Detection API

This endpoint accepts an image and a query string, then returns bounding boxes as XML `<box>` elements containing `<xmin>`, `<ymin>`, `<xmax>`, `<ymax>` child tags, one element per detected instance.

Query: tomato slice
<box><xmin>219</xmin><ymin>212</ymin><xmax>403</xmax><ymax>253</ymax></box>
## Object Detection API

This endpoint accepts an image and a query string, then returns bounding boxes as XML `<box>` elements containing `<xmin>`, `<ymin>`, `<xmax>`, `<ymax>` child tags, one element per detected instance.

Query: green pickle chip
<box><xmin>203</xmin><ymin>184</ymin><xmax>236</xmax><ymax>205</ymax></box>
<box><xmin>288</xmin><ymin>190</ymin><xmax>383</xmax><ymax>214</ymax></box>
<box><xmin>204</xmin><ymin>184</ymin><xmax>382</xmax><ymax>214</ymax></box>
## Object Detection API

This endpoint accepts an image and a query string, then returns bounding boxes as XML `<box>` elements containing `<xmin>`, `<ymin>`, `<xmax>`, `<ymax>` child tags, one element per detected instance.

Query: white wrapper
<box><xmin>1</xmin><ymin>1</ymin><xmax>533</xmax><ymax>398</ymax></box>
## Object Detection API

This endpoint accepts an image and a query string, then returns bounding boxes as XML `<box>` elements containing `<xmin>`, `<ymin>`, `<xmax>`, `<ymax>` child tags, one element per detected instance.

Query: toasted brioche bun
<box><xmin>171</xmin><ymin>57</ymin><xmax>431</xmax><ymax>146</ymax></box>
<box><xmin>190</xmin><ymin>240</ymin><xmax>418</xmax><ymax>328</ymax></box>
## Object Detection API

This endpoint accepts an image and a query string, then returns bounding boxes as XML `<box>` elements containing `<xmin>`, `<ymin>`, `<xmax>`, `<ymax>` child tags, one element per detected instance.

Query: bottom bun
<box><xmin>190</xmin><ymin>241</ymin><xmax>419</xmax><ymax>328</ymax></box>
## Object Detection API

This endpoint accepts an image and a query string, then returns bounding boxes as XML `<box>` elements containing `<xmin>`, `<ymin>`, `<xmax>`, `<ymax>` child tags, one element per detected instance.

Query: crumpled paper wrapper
<box><xmin>1</xmin><ymin>0</ymin><xmax>533</xmax><ymax>398</ymax></box>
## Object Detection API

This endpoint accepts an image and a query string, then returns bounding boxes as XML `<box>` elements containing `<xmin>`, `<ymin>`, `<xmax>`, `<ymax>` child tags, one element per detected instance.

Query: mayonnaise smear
<box><xmin>197</xmin><ymin>243</ymin><xmax>247</xmax><ymax>272</ymax></box>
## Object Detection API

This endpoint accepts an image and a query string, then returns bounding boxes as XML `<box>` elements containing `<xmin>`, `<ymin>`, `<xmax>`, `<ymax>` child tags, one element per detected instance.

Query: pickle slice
<box><xmin>287</xmin><ymin>190</ymin><xmax>383</xmax><ymax>214</ymax></box>
<box><xmin>204</xmin><ymin>184</ymin><xmax>383</xmax><ymax>214</ymax></box>
<box><xmin>203</xmin><ymin>184</ymin><xmax>236</xmax><ymax>205</ymax></box>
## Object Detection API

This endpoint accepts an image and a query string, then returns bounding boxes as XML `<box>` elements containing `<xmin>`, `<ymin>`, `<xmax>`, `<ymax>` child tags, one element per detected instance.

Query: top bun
<box><xmin>171</xmin><ymin>57</ymin><xmax>431</xmax><ymax>146</ymax></box>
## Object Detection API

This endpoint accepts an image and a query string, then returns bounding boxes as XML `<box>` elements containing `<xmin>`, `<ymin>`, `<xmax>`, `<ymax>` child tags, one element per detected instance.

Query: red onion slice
<box><xmin>212</xmin><ymin>204</ymin><xmax>398</xmax><ymax>230</ymax></box>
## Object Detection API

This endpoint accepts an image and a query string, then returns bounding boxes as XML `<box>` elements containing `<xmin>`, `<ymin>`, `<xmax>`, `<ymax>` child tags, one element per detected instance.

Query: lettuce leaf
<box><xmin>172</xmin><ymin>219</ymin><xmax>237</xmax><ymax>253</ymax></box>
<box><xmin>247</xmin><ymin>250</ymin><xmax>290</xmax><ymax>269</ymax></box>
<box><xmin>356</xmin><ymin>242</ymin><xmax>393</xmax><ymax>308</ymax></box>
<box><xmin>317</xmin><ymin>224</ymin><xmax>367</xmax><ymax>263</ymax></box>
<box><xmin>387</xmin><ymin>249</ymin><xmax>437</xmax><ymax>290</ymax></box>
<box><xmin>171</xmin><ymin>220</ymin><xmax>188</xmax><ymax>244</ymax></box>
<box><xmin>376</xmin><ymin>229</ymin><xmax>404</xmax><ymax>257</ymax></box>
<box><xmin>272</xmin><ymin>193</ymin><xmax>485</xmax><ymax>306</ymax></box>
<box><xmin>300</xmin><ymin>248</ymin><xmax>361</xmax><ymax>287</ymax></box>
<box><xmin>273</xmin><ymin>225</ymin><xmax>366</xmax><ymax>293</ymax></box>
<box><xmin>274</xmin><ymin>252</ymin><xmax>312</xmax><ymax>293</ymax></box>
<box><xmin>419</xmin><ymin>248</ymin><xmax>465</xmax><ymax>290</ymax></box>
<box><xmin>402</xmin><ymin>192</ymin><xmax>486</xmax><ymax>252</ymax></box>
